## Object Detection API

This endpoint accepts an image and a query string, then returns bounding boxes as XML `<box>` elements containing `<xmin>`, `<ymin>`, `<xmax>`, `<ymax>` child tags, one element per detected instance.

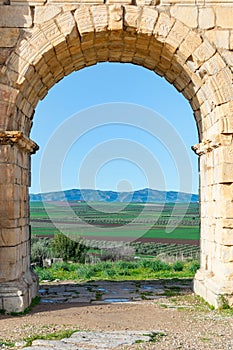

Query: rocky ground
<box><xmin>0</xmin><ymin>279</ymin><xmax>232</xmax><ymax>349</ymax></box>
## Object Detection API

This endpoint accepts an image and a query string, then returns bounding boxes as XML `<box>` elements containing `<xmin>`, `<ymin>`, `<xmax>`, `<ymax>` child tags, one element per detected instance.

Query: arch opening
<box><xmin>29</xmin><ymin>62</ymin><xmax>200</xmax><ymax>277</ymax></box>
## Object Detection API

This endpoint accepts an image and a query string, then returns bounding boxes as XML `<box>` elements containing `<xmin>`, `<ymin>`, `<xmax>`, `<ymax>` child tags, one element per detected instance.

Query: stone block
<box><xmin>124</xmin><ymin>5</ymin><xmax>141</xmax><ymax>31</ymax></box>
<box><xmin>180</xmin><ymin>31</ymin><xmax>202</xmax><ymax>62</ymax></box>
<box><xmin>165</xmin><ymin>20</ymin><xmax>189</xmax><ymax>54</ymax></box>
<box><xmin>74</xmin><ymin>7</ymin><xmax>94</xmax><ymax>36</ymax></box>
<box><xmin>18</xmin><ymin>217</ymin><xmax>29</xmax><ymax>227</ymax></box>
<box><xmin>214</xmin><ymin>146</ymin><xmax>233</xmax><ymax>166</ymax></box>
<box><xmin>212</xmin><ymin>183</ymin><xmax>233</xmax><ymax>201</ymax></box>
<box><xmin>0</xmin><ymin>6</ymin><xmax>32</xmax><ymax>28</ymax></box>
<box><xmin>3</xmin><ymin>292</ymin><xmax>28</xmax><ymax>313</ymax></box>
<box><xmin>198</xmin><ymin>7</ymin><xmax>215</xmax><ymax>30</ymax></box>
<box><xmin>206</xmin><ymin>75</ymin><xmax>232</xmax><ymax>106</ymax></box>
<box><xmin>215</xmin><ymin>228</ymin><xmax>233</xmax><ymax>245</ymax></box>
<box><xmin>90</xmin><ymin>5</ymin><xmax>108</xmax><ymax>32</ymax></box>
<box><xmin>221</xmin><ymin>50</ymin><xmax>233</xmax><ymax>69</ymax></box>
<box><xmin>222</xmin><ymin>219</ymin><xmax>233</xmax><ymax>229</ymax></box>
<box><xmin>34</xmin><ymin>5</ymin><xmax>62</xmax><ymax>24</ymax></box>
<box><xmin>192</xmin><ymin>41</ymin><xmax>216</xmax><ymax>69</ymax></box>
<box><xmin>202</xmin><ymin>52</ymin><xmax>226</xmax><ymax>75</ymax></box>
<box><xmin>194</xmin><ymin>273</ymin><xmax>207</xmax><ymax>300</ymax></box>
<box><xmin>0</xmin><ymin>164</ymin><xmax>21</xmax><ymax>185</ymax></box>
<box><xmin>138</xmin><ymin>6</ymin><xmax>158</xmax><ymax>35</ymax></box>
<box><xmin>0</xmin><ymin>48</ymin><xmax>12</xmax><ymax>65</ymax></box>
<box><xmin>217</xmin><ymin>199</ymin><xmax>233</xmax><ymax>218</ymax></box>
<box><xmin>170</xmin><ymin>5</ymin><xmax>198</xmax><ymax>28</ymax></box>
<box><xmin>205</xmin><ymin>29</ymin><xmax>230</xmax><ymax>50</ymax></box>
<box><xmin>40</xmin><ymin>20</ymin><xmax>64</xmax><ymax>48</ymax></box>
<box><xmin>215</xmin><ymin>244</ymin><xmax>233</xmax><ymax>263</ymax></box>
<box><xmin>0</xmin><ymin>184</ymin><xmax>21</xmax><ymax>201</ymax></box>
<box><xmin>108</xmin><ymin>5</ymin><xmax>123</xmax><ymax>31</ymax></box>
<box><xmin>21</xmin><ymin>226</ymin><xmax>30</xmax><ymax>244</ymax></box>
<box><xmin>0</xmin><ymin>28</ymin><xmax>19</xmax><ymax>48</ymax></box>
<box><xmin>212</xmin><ymin>259</ymin><xmax>233</xmax><ymax>279</ymax></box>
<box><xmin>214</xmin><ymin>226</ymin><xmax>233</xmax><ymax>246</ymax></box>
<box><xmin>55</xmin><ymin>11</ymin><xmax>77</xmax><ymax>39</ymax></box>
<box><xmin>0</xmin><ymin>200</ymin><xmax>21</xmax><ymax>220</ymax></box>
<box><xmin>154</xmin><ymin>13</ymin><xmax>175</xmax><ymax>42</ymax></box>
<box><xmin>0</xmin><ymin>217</ymin><xmax>18</xmax><ymax>229</ymax></box>
<box><xmin>0</xmin><ymin>246</ymin><xmax>20</xmax><ymax>269</ymax></box>
<box><xmin>0</xmin><ymin>227</ymin><xmax>22</xmax><ymax>247</ymax></box>
<box><xmin>216</xmin><ymin>7</ymin><xmax>233</xmax><ymax>29</ymax></box>
<box><xmin>0</xmin><ymin>83</ymin><xmax>18</xmax><ymax>106</ymax></box>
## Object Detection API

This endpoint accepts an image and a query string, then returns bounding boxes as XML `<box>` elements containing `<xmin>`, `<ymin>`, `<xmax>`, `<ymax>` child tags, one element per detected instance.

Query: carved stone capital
<box><xmin>0</xmin><ymin>131</ymin><xmax>39</xmax><ymax>154</ymax></box>
<box><xmin>192</xmin><ymin>135</ymin><xmax>221</xmax><ymax>156</ymax></box>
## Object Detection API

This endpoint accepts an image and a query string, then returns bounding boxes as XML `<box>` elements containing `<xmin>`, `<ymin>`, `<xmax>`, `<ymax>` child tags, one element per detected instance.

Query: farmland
<box><xmin>30</xmin><ymin>201</ymin><xmax>200</xmax><ymax>245</ymax></box>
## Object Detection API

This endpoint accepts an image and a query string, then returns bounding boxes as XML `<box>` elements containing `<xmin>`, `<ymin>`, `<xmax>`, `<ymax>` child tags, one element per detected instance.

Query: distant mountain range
<box><xmin>30</xmin><ymin>188</ymin><xmax>199</xmax><ymax>203</ymax></box>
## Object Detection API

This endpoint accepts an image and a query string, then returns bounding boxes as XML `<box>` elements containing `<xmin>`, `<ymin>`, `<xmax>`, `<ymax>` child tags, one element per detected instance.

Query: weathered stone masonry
<box><xmin>0</xmin><ymin>0</ymin><xmax>233</xmax><ymax>311</ymax></box>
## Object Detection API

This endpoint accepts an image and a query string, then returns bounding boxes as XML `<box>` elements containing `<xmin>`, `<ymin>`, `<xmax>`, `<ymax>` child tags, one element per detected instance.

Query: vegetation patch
<box><xmin>24</xmin><ymin>329</ymin><xmax>78</xmax><ymax>347</ymax></box>
<box><xmin>35</xmin><ymin>259</ymin><xmax>199</xmax><ymax>283</ymax></box>
<box><xmin>0</xmin><ymin>341</ymin><xmax>14</xmax><ymax>347</ymax></box>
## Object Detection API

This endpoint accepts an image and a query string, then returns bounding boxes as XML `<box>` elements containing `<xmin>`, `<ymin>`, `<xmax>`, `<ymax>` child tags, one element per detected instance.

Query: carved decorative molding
<box><xmin>0</xmin><ymin>131</ymin><xmax>39</xmax><ymax>154</ymax></box>
<box><xmin>192</xmin><ymin>136</ymin><xmax>221</xmax><ymax>156</ymax></box>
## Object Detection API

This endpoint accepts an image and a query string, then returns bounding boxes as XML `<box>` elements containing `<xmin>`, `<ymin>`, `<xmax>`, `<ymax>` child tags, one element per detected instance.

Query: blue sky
<box><xmin>30</xmin><ymin>62</ymin><xmax>199</xmax><ymax>195</ymax></box>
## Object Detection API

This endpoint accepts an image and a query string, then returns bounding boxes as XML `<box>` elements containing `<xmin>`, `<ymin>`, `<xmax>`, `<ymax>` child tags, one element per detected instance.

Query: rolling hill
<box><xmin>30</xmin><ymin>188</ymin><xmax>198</xmax><ymax>203</ymax></box>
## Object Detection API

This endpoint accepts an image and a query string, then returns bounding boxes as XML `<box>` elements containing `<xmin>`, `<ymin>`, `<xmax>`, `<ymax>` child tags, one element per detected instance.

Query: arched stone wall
<box><xmin>0</xmin><ymin>1</ymin><xmax>232</xmax><ymax>312</ymax></box>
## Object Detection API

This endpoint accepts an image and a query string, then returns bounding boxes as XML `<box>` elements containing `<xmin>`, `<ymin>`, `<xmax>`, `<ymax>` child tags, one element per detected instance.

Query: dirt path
<box><xmin>0</xmin><ymin>280</ymin><xmax>232</xmax><ymax>349</ymax></box>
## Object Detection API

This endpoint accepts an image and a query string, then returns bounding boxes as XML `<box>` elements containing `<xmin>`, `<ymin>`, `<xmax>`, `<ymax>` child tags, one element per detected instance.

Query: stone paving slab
<box><xmin>39</xmin><ymin>280</ymin><xmax>192</xmax><ymax>305</ymax></box>
<box><xmin>22</xmin><ymin>331</ymin><xmax>155</xmax><ymax>349</ymax></box>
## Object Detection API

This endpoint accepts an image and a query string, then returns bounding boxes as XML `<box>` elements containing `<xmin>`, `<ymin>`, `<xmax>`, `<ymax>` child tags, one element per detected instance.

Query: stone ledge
<box><xmin>191</xmin><ymin>135</ymin><xmax>221</xmax><ymax>155</ymax></box>
<box><xmin>0</xmin><ymin>131</ymin><xmax>39</xmax><ymax>154</ymax></box>
<box><xmin>194</xmin><ymin>269</ymin><xmax>233</xmax><ymax>308</ymax></box>
<box><xmin>0</xmin><ymin>270</ymin><xmax>38</xmax><ymax>313</ymax></box>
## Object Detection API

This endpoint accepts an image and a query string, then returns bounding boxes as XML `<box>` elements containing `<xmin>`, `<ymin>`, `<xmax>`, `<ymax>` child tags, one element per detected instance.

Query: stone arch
<box><xmin>0</xmin><ymin>4</ymin><xmax>233</xmax><ymax>311</ymax></box>
<box><xmin>2</xmin><ymin>6</ymin><xmax>218</xmax><ymax>136</ymax></box>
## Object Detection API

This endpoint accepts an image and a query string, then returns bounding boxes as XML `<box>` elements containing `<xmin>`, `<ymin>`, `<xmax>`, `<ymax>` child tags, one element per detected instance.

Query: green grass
<box><xmin>35</xmin><ymin>259</ymin><xmax>199</xmax><ymax>282</ymax></box>
<box><xmin>24</xmin><ymin>329</ymin><xmax>78</xmax><ymax>347</ymax></box>
<box><xmin>0</xmin><ymin>341</ymin><xmax>14</xmax><ymax>347</ymax></box>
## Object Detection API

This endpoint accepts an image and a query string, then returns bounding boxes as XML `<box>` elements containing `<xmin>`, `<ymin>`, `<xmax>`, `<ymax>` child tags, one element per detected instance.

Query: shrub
<box><xmin>102</xmin><ymin>245</ymin><xmax>135</xmax><ymax>261</ymax></box>
<box><xmin>139</xmin><ymin>259</ymin><xmax>154</xmax><ymax>269</ymax></box>
<box><xmin>51</xmin><ymin>262</ymin><xmax>77</xmax><ymax>272</ymax></box>
<box><xmin>189</xmin><ymin>261</ymin><xmax>200</xmax><ymax>273</ymax></box>
<box><xmin>76</xmin><ymin>265</ymin><xmax>94</xmax><ymax>280</ymax></box>
<box><xmin>31</xmin><ymin>237</ymin><xmax>51</xmax><ymax>265</ymax></box>
<box><xmin>151</xmin><ymin>260</ymin><xmax>171</xmax><ymax>272</ymax></box>
<box><xmin>51</xmin><ymin>233</ymin><xmax>88</xmax><ymax>263</ymax></box>
<box><xmin>173</xmin><ymin>261</ymin><xmax>184</xmax><ymax>272</ymax></box>
<box><xmin>34</xmin><ymin>267</ymin><xmax>54</xmax><ymax>281</ymax></box>
<box><xmin>116</xmin><ymin>261</ymin><xmax>132</xmax><ymax>270</ymax></box>
<box><xmin>103</xmin><ymin>268</ymin><xmax>116</xmax><ymax>278</ymax></box>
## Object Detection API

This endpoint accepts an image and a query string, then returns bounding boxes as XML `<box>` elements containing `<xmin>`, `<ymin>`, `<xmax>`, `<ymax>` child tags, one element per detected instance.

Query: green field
<box><xmin>30</xmin><ymin>201</ymin><xmax>200</xmax><ymax>243</ymax></box>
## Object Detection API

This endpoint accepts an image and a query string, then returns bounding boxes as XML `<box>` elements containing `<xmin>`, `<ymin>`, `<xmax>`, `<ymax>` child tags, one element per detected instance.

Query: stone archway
<box><xmin>0</xmin><ymin>2</ymin><xmax>233</xmax><ymax>312</ymax></box>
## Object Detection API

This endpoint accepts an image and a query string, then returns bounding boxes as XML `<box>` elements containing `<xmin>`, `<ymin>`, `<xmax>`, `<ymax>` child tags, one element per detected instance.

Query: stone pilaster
<box><xmin>192</xmin><ymin>135</ymin><xmax>233</xmax><ymax>308</ymax></box>
<box><xmin>0</xmin><ymin>131</ymin><xmax>39</xmax><ymax>312</ymax></box>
